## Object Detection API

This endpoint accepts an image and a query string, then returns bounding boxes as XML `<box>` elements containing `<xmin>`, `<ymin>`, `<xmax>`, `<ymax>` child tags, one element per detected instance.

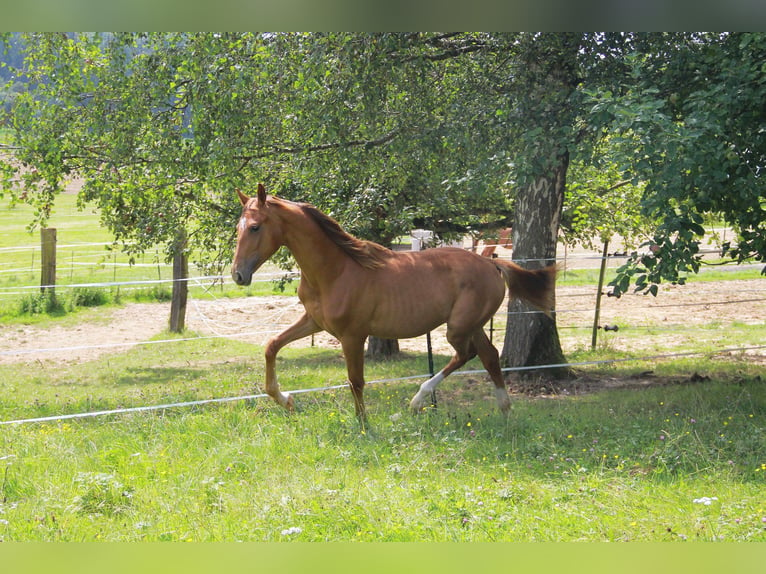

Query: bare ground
<box><xmin>1</xmin><ymin>278</ymin><xmax>763</xmax><ymax>370</ymax></box>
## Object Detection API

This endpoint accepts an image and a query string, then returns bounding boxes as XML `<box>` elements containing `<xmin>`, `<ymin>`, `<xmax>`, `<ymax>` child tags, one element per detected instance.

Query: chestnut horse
<box><xmin>231</xmin><ymin>184</ymin><xmax>556</xmax><ymax>418</ymax></box>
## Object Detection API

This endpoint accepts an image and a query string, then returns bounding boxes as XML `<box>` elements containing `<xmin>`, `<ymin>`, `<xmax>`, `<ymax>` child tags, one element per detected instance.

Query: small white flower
<box><xmin>693</xmin><ymin>496</ymin><xmax>718</xmax><ymax>506</ymax></box>
<box><xmin>280</xmin><ymin>526</ymin><xmax>302</xmax><ymax>536</ymax></box>
<box><xmin>0</xmin><ymin>519</ymin><xmax>8</xmax><ymax>525</ymax></box>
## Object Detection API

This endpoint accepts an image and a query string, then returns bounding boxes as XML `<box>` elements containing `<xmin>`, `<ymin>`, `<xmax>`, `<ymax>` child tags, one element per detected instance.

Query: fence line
<box><xmin>0</xmin><ymin>287</ymin><xmax>762</xmax><ymax>357</ymax></box>
<box><xmin>1</xmin><ymin>265</ymin><xmax>761</xmax><ymax>297</ymax></box>
<box><xmin>1</xmin><ymin>252</ymin><xmax>759</xmax><ymax>292</ymax></box>
<box><xmin>0</xmin><ymin>293</ymin><xmax>762</xmax><ymax>359</ymax></box>
<box><xmin>2</xmin><ymin>344</ymin><xmax>764</xmax><ymax>427</ymax></box>
<box><xmin>0</xmin><ymin>245</ymin><xmax>738</xmax><ymax>264</ymax></box>
<box><xmin>0</xmin><ymin>272</ymin><xmax>301</xmax><ymax>293</ymax></box>
<box><xmin>0</xmin><ymin>242</ymin><xmax>114</xmax><ymax>253</ymax></box>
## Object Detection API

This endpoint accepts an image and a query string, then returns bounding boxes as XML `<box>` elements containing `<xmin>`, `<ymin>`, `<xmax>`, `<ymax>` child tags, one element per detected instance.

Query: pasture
<box><xmin>0</xmin><ymin>193</ymin><xmax>765</xmax><ymax>542</ymax></box>
<box><xmin>1</xmin><ymin>343</ymin><xmax>765</xmax><ymax>541</ymax></box>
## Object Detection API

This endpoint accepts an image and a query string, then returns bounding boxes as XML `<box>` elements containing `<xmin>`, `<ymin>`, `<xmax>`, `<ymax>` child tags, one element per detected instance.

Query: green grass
<box><xmin>0</xmin><ymin>338</ymin><xmax>764</xmax><ymax>542</ymax></box>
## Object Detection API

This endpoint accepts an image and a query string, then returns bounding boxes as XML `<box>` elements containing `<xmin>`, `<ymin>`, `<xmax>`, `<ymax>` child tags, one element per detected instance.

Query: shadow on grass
<box><xmin>279</xmin><ymin>347</ymin><xmax>454</xmax><ymax>371</ymax></box>
<box><xmin>113</xmin><ymin>366</ymin><xmax>206</xmax><ymax>386</ymax></box>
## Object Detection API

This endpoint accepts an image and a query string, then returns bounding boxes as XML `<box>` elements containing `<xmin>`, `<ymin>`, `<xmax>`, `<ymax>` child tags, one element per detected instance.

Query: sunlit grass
<box><xmin>0</xmin><ymin>337</ymin><xmax>764</xmax><ymax>541</ymax></box>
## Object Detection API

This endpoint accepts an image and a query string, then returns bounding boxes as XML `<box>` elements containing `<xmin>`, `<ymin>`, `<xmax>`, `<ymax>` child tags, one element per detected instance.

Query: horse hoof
<box><xmin>409</xmin><ymin>400</ymin><xmax>432</xmax><ymax>414</ymax></box>
<box><xmin>284</xmin><ymin>393</ymin><xmax>295</xmax><ymax>412</ymax></box>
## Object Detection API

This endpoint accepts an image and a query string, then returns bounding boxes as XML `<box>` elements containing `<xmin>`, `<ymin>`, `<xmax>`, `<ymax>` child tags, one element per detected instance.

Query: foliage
<box><xmin>600</xmin><ymin>33</ymin><xmax>766</xmax><ymax>294</ymax></box>
<box><xmin>16</xmin><ymin>290</ymin><xmax>60</xmax><ymax>315</ymax></box>
<box><xmin>0</xmin><ymin>33</ymin><xmax>513</xmax><ymax>256</ymax></box>
<box><xmin>562</xmin><ymin>149</ymin><xmax>653</xmax><ymax>252</ymax></box>
<box><xmin>16</xmin><ymin>287</ymin><xmax>108</xmax><ymax>316</ymax></box>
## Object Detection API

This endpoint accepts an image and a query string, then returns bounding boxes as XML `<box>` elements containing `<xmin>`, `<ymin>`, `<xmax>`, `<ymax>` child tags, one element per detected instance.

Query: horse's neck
<box><xmin>281</xmin><ymin>207</ymin><xmax>349</xmax><ymax>288</ymax></box>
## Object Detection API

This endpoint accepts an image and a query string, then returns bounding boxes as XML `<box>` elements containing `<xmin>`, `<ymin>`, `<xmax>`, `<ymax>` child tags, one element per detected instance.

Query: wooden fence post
<box><xmin>591</xmin><ymin>239</ymin><xmax>609</xmax><ymax>350</ymax></box>
<box><xmin>169</xmin><ymin>228</ymin><xmax>188</xmax><ymax>333</ymax></box>
<box><xmin>40</xmin><ymin>228</ymin><xmax>57</xmax><ymax>296</ymax></box>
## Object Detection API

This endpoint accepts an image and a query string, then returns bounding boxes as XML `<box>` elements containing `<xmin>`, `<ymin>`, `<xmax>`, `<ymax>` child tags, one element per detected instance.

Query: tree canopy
<box><xmin>595</xmin><ymin>33</ymin><xmax>766</xmax><ymax>293</ymax></box>
<box><xmin>2</xmin><ymin>32</ymin><xmax>764</xmax><ymax>365</ymax></box>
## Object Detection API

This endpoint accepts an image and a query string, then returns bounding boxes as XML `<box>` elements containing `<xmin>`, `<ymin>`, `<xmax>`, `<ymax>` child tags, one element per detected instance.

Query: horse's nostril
<box><xmin>232</xmin><ymin>269</ymin><xmax>251</xmax><ymax>286</ymax></box>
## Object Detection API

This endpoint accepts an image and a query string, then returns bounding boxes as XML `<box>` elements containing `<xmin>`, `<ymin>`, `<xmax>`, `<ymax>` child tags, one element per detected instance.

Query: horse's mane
<box><xmin>299</xmin><ymin>202</ymin><xmax>392</xmax><ymax>269</ymax></box>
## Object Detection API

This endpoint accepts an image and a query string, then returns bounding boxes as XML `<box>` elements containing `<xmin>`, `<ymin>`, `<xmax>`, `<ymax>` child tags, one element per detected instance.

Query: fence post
<box><xmin>169</xmin><ymin>228</ymin><xmax>188</xmax><ymax>333</ymax></box>
<box><xmin>591</xmin><ymin>239</ymin><xmax>609</xmax><ymax>350</ymax></box>
<box><xmin>40</xmin><ymin>228</ymin><xmax>57</xmax><ymax>296</ymax></box>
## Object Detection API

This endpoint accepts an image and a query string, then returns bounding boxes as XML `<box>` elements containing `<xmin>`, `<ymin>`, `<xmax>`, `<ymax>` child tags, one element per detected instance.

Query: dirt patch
<box><xmin>0</xmin><ymin>279</ymin><xmax>763</xmax><ymax>368</ymax></box>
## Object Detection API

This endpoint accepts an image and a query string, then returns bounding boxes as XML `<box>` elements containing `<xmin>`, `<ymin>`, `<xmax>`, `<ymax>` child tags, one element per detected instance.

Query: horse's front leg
<box><xmin>264</xmin><ymin>312</ymin><xmax>321</xmax><ymax>411</ymax></box>
<box><xmin>340</xmin><ymin>337</ymin><xmax>367</xmax><ymax>420</ymax></box>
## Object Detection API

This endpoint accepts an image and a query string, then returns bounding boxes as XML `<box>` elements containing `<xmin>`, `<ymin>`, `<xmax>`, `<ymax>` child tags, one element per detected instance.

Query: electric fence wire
<box><xmin>2</xmin><ymin>344</ymin><xmax>764</xmax><ymax>426</ymax></box>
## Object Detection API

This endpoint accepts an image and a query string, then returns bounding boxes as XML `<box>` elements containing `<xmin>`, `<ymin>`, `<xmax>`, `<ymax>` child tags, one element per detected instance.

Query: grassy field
<box><xmin>0</xmin><ymin>336</ymin><xmax>765</xmax><ymax>542</ymax></box>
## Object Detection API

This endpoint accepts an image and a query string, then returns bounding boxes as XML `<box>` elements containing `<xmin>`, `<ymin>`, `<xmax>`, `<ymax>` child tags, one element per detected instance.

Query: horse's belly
<box><xmin>368</xmin><ymin>316</ymin><xmax>444</xmax><ymax>340</ymax></box>
<box><xmin>366</xmin><ymin>296</ymin><xmax>451</xmax><ymax>339</ymax></box>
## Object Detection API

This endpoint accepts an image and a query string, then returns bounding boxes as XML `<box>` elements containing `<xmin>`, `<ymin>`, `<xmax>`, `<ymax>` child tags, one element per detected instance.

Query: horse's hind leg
<box><xmin>409</xmin><ymin>331</ymin><xmax>476</xmax><ymax>412</ymax></box>
<box><xmin>264</xmin><ymin>312</ymin><xmax>321</xmax><ymax>410</ymax></box>
<box><xmin>471</xmin><ymin>329</ymin><xmax>511</xmax><ymax>414</ymax></box>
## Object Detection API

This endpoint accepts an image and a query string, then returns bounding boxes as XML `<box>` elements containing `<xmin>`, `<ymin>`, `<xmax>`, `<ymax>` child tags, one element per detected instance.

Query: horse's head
<box><xmin>231</xmin><ymin>183</ymin><xmax>284</xmax><ymax>286</ymax></box>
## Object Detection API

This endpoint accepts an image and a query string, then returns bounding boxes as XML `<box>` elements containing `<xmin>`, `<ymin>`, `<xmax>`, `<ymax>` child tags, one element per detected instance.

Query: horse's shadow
<box><xmin>113</xmin><ymin>366</ymin><xmax>205</xmax><ymax>387</ymax></box>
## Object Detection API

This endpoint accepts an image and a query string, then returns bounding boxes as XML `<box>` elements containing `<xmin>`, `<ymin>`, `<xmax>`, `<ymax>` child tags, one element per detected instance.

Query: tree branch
<box><xmin>233</xmin><ymin>129</ymin><xmax>400</xmax><ymax>164</ymax></box>
<box><xmin>412</xmin><ymin>214</ymin><xmax>514</xmax><ymax>235</ymax></box>
<box><xmin>600</xmin><ymin>179</ymin><xmax>633</xmax><ymax>195</ymax></box>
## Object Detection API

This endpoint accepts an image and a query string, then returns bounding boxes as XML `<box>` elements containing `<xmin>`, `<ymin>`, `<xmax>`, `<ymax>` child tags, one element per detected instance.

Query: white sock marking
<box><xmin>410</xmin><ymin>370</ymin><xmax>446</xmax><ymax>409</ymax></box>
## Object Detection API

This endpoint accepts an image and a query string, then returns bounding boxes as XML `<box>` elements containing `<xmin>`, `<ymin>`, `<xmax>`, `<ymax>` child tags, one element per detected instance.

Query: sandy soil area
<box><xmin>2</xmin><ymin>278</ymin><xmax>763</xmax><ymax>366</ymax></box>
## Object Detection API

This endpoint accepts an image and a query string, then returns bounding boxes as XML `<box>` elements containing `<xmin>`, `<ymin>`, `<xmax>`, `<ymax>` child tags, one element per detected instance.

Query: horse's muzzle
<box><xmin>232</xmin><ymin>258</ymin><xmax>257</xmax><ymax>286</ymax></box>
<box><xmin>232</xmin><ymin>269</ymin><xmax>252</xmax><ymax>286</ymax></box>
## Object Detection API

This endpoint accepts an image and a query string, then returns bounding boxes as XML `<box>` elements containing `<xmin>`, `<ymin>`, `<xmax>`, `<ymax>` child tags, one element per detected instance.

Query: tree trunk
<box><xmin>366</xmin><ymin>336</ymin><xmax>400</xmax><ymax>359</ymax></box>
<box><xmin>501</xmin><ymin>152</ymin><xmax>572</xmax><ymax>379</ymax></box>
<box><xmin>169</xmin><ymin>228</ymin><xmax>188</xmax><ymax>333</ymax></box>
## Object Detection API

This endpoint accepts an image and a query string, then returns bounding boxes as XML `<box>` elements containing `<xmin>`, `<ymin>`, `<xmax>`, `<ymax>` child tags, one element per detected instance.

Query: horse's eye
<box><xmin>250</xmin><ymin>224</ymin><xmax>260</xmax><ymax>233</ymax></box>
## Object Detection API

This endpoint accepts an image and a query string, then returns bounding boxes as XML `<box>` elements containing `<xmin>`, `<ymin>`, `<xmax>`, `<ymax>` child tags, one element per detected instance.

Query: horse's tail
<box><xmin>494</xmin><ymin>260</ymin><xmax>556</xmax><ymax>317</ymax></box>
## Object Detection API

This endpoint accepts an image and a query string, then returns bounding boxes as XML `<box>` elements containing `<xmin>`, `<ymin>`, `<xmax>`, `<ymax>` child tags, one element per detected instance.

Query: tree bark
<box><xmin>169</xmin><ymin>228</ymin><xmax>188</xmax><ymax>333</ymax></box>
<box><xmin>366</xmin><ymin>336</ymin><xmax>400</xmax><ymax>359</ymax></box>
<box><xmin>501</xmin><ymin>152</ymin><xmax>572</xmax><ymax>379</ymax></box>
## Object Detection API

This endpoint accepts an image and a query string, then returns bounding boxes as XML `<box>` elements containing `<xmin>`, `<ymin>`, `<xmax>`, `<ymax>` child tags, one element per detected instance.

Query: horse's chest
<box><xmin>298</xmin><ymin>283</ymin><xmax>355</xmax><ymax>336</ymax></box>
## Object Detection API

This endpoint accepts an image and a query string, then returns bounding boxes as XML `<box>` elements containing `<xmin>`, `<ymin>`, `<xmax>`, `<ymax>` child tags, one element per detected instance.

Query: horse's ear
<box><xmin>257</xmin><ymin>183</ymin><xmax>267</xmax><ymax>204</ymax></box>
<box><xmin>236</xmin><ymin>189</ymin><xmax>250</xmax><ymax>207</ymax></box>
